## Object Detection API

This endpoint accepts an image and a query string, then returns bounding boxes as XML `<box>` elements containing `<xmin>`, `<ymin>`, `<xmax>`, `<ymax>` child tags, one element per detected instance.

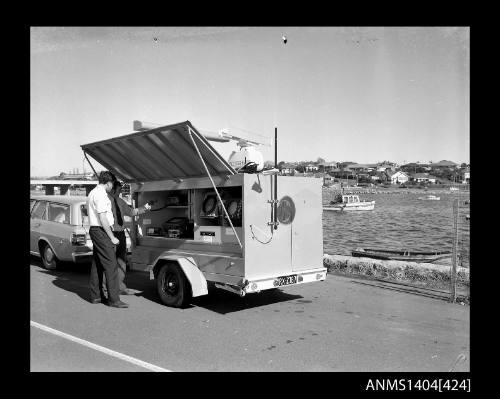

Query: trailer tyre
<box><xmin>156</xmin><ymin>263</ymin><xmax>192</xmax><ymax>308</ymax></box>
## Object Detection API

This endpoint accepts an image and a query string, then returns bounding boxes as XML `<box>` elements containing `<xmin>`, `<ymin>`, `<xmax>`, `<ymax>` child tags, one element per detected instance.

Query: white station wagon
<box><xmin>30</xmin><ymin>195</ymin><xmax>131</xmax><ymax>269</ymax></box>
<box><xmin>30</xmin><ymin>195</ymin><xmax>93</xmax><ymax>269</ymax></box>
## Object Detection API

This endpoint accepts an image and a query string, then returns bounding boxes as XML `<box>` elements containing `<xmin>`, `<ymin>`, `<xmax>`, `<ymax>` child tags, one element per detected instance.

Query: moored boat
<box><xmin>351</xmin><ymin>247</ymin><xmax>452</xmax><ymax>263</ymax></box>
<box><xmin>418</xmin><ymin>195</ymin><xmax>440</xmax><ymax>200</ymax></box>
<box><xmin>323</xmin><ymin>194</ymin><xmax>375</xmax><ymax>211</ymax></box>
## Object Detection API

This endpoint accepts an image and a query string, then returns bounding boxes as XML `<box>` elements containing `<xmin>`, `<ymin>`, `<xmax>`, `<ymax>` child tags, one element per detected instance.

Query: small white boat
<box><xmin>418</xmin><ymin>195</ymin><xmax>440</xmax><ymax>200</ymax></box>
<box><xmin>323</xmin><ymin>195</ymin><xmax>375</xmax><ymax>211</ymax></box>
<box><xmin>450</xmin><ymin>186</ymin><xmax>459</xmax><ymax>191</ymax></box>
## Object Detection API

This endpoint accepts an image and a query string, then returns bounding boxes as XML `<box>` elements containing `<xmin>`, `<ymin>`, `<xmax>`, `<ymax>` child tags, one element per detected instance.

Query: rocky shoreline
<box><xmin>323</xmin><ymin>254</ymin><xmax>469</xmax><ymax>298</ymax></box>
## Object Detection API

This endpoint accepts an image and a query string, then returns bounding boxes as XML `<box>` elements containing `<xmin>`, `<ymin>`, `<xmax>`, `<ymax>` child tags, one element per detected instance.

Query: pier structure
<box><xmin>30</xmin><ymin>180</ymin><xmax>98</xmax><ymax>196</ymax></box>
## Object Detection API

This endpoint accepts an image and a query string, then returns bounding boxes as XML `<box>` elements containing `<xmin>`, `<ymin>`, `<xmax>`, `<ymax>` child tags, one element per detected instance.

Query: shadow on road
<box><xmin>119</xmin><ymin>277</ymin><xmax>303</xmax><ymax>314</ymax></box>
<box><xmin>190</xmin><ymin>288</ymin><xmax>303</xmax><ymax>315</ymax></box>
<box><xmin>32</xmin><ymin>256</ymin><xmax>93</xmax><ymax>302</ymax></box>
<box><xmin>31</xmin><ymin>258</ymin><xmax>302</xmax><ymax>313</ymax></box>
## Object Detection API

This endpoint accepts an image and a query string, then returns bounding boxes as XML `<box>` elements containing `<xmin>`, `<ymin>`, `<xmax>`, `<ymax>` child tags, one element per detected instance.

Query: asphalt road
<box><xmin>30</xmin><ymin>257</ymin><xmax>470</xmax><ymax>372</ymax></box>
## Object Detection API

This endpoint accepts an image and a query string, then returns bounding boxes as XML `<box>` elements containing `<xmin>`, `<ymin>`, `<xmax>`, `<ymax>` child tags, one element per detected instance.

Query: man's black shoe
<box><xmin>120</xmin><ymin>289</ymin><xmax>135</xmax><ymax>295</ymax></box>
<box><xmin>108</xmin><ymin>300</ymin><xmax>129</xmax><ymax>308</ymax></box>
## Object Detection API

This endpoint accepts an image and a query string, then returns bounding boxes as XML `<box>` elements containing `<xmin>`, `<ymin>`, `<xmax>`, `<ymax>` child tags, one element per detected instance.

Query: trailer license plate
<box><xmin>275</xmin><ymin>274</ymin><xmax>297</xmax><ymax>287</ymax></box>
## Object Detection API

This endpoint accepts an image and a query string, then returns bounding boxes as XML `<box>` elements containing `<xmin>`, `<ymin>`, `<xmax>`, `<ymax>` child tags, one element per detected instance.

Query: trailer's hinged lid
<box><xmin>81</xmin><ymin>121</ymin><xmax>237</xmax><ymax>182</ymax></box>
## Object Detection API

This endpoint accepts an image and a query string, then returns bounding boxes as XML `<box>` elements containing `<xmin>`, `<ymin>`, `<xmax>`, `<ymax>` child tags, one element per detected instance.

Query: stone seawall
<box><xmin>323</xmin><ymin>254</ymin><xmax>469</xmax><ymax>288</ymax></box>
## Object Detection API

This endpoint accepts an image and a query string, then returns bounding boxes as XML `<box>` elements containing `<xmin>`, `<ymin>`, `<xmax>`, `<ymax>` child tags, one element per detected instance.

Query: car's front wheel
<box><xmin>41</xmin><ymin>243</ymin><xmax>58</xmax><ymax>270</ymax></box>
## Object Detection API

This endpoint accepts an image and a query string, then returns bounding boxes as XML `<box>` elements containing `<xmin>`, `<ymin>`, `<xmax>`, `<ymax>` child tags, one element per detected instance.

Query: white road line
<box><xmin>31</xmin><ymin>320</ymin><xmax>172</xmax><ymax>372</ymax></box>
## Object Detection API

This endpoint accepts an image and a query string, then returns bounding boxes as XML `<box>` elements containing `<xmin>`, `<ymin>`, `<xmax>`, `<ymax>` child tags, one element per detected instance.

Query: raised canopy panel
<box><xmin>81</xmin><ymin>121</ymin><xmax>236</xmax><ymax>182</ymax></box>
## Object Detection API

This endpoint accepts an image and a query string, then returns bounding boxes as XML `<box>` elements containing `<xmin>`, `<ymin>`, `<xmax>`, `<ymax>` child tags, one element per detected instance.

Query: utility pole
<box><xmin>450</xmin><ymin>197</ymin><xmax>460</xmax><ymax>302</ymax></box>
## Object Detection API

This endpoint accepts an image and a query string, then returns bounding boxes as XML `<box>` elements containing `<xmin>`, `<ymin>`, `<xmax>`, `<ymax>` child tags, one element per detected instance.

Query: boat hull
<box><xmin>351</xmin><ymin>248</ymin><xmax>452</xmax><ymax>263</ymax></box>
<box><xmin>323</xmin><ymin>206</ymin><xmax>344</xmax><ymax>211</ymax></box>
<box><xmin>324</xmin><ymin>201</ymin><xmax>375</xmax><ymax>211</ymax></box>
<box><xmin>418</xmin><ymin>196</ymin><xmax>440</xmax><ymax>200</ymax></box>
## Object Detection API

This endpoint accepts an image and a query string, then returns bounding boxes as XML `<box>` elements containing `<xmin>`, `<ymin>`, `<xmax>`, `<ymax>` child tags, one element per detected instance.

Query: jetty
<box><xmin>31</xmin><ymin>179</ymin><xmax>98</xmax><ymax>196</ymax></box>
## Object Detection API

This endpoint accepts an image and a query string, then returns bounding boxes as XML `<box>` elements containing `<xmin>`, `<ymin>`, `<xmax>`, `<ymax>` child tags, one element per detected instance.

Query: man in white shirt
<box><xmin>87</xmin><ymin>171</ymin><xmax>128</xmax><ymax>308</ymax></box>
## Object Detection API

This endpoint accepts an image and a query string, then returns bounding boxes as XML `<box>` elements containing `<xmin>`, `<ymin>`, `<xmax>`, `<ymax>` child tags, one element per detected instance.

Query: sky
<box><xmin>30</xmin><ymin>27</ymin><xmax>469</xmax><ymax>176</ymax></box>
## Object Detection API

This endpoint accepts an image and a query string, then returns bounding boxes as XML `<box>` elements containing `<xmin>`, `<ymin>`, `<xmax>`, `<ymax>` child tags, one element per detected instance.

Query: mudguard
<box><xmin>153</xmin><ymin>255</ymin><xmax>208</xmax><ymax>297</ymax></box>
<box><xmin>38</xmin><ymin>237</ymin><xmax>59</xmax><ymax>259</ymax></box>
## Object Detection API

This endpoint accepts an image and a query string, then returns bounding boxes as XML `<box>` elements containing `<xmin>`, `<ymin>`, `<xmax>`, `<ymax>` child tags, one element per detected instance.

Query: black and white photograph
<box><xmin>30</xmin><ymin>26</ymin><xmax>470</xmax><ymax>377</ymax></box>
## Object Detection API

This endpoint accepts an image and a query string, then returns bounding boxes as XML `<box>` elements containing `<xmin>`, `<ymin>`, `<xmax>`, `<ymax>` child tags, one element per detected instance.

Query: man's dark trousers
<box><xmin>101</xmin><ymin>230</ymin><xmax>127</xmax><ymax>293</ymax></box>
<box><xmin>113</xmin><ymin>230</ymin><xmax>128</xmax><ymax>291</ymax></box>
<box><xmin>89</xmin><ymin>226</ymin><xmax>120</xmax><ymax>303</ymax></box>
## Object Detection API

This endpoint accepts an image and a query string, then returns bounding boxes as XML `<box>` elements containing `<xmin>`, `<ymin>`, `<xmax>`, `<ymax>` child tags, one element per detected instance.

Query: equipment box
<box><xmin>194</xmin><ymin>225</ymin><xmax>242</xmax><ymax>244</ymax></box>
<box><xmin>194</xmin><ymin>226</ymin><xmax>220</xmax><ymax>243</ymax></box>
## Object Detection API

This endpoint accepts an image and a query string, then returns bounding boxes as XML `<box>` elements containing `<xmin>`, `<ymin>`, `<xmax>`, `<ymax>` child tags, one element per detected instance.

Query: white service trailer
<box><xmin>82</xmin><ymin>121</ymin><xmax>326</xmax><ymax>307</ymax></box>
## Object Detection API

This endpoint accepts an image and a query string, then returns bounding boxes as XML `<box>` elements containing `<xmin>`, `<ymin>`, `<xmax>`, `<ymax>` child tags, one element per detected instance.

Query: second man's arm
<box><xmin>98</xmin><ymin>213</ymin><xmax>119</xmax><ymax>245</ymax></box>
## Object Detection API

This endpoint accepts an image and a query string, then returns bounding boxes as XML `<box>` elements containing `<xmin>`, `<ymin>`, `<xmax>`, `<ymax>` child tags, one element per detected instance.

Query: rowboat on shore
<box><xmin>418</xmin><ymin>195</ymin><xmax>440</xmax><ymax>200</ymax></box>
<box><xmin>323</xmin><ymin>195</ymin><xmax>375</xmax><ymax>211</ymax></box>
<box><xmin>351</xmin><ymin>247</ymin><xmax>452</xmax><ymax>263</ymax></box>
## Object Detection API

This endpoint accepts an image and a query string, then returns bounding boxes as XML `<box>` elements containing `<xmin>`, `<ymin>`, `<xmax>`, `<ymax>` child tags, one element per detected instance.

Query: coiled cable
<box><xmin>249</xmin><ymin>224</ymin><xmax>274</xmax><ymax>244</ymax></box>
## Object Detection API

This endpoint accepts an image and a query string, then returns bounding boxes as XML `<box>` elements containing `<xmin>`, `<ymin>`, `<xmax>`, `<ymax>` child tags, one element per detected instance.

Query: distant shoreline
<box><xmin>323</xmin><ymin>185</ymin><xmax>470</xmax><ymax>195</ymax></box>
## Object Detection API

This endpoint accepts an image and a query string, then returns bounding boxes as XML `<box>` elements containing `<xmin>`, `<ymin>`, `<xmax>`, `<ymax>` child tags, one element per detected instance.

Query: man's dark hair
<box><xmin>98</xmin><ymin>171</ymin><xmax>115</xmax><ymax>184</ymax></box>
<box><xmin>112</xmin><ymin>179</ymin><xmax>123</xmax><ymax>190</ymax></box>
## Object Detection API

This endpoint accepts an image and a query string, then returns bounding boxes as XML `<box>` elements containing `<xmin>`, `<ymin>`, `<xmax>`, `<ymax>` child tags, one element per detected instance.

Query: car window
<box><xmin>31</xmin><ymin>201</ymin><xmax>47</xmax><ymax>220</ymax></box>
<box><xmin>80</xmin><ymin>204</ymin><xmax>89</xmax><ymax>225</ymax></box>
<box><xmin>48</xmin><ymin>202</ymin><xmax>71</xmax><ymax>224</ymax></box>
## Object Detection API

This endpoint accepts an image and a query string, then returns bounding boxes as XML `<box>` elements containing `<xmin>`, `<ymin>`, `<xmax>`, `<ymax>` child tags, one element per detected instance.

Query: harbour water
<box><xmin>322</xmin><ymin>190</ymin><xmax>470</xmax><ymax>267</ymax></box>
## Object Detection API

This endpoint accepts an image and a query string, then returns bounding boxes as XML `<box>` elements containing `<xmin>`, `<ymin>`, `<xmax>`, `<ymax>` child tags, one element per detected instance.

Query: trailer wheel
<box><xmin>156</xmin><ymin>263</ymin><xmax>192</xmax><ymax>308</ymax></box>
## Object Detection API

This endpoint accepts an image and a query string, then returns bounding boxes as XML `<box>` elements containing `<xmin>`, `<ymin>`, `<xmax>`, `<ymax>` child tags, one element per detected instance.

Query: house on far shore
<box><xmin>344</xmin><ymin>163</ymin><xmax>376</xmax><ymax>173</ymax></box>
<box><xmin>305</xmin><ymin>164</ymin><xmax>319</xmax><ymax>172</ymax></box>
<box><xmin>371</xmin><ymin>172</ymin><xmax>388</xmax><ymax>183</ymax></box>
<box><xmin>280</xmin><ymin>162</ymin><xmax>298</xmax><ymax>175</ymax></box>
<box><xmin>409</xmin><ymin>173</ymin><xmax>439</xmax><ymax>184</ymax></box>
<box><xmin>377</xmin><ymin>162</ymin><xmax>398</xmax><ymax>172</ymax></box>
<box><xmin>318</xmin><ymin>161</ymin><xmax>339</xmax><ymax>173</ymax></box>
<box><xmin>388</xmin><ymin>171</ymin><xmax>409</xmax><ymax>185</ymax></box>
<box><xmin>462</xmin><ymin>169</ymin><xmax>470</xmax><ymax>184</ymax></box>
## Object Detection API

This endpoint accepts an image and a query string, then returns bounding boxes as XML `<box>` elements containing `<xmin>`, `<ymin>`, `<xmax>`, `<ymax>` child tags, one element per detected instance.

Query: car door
<box><xmin>30</xmin><ymin>201</ymin><xmax>47</xmax><ymax>253</ymax></box>
<box><xmin>45</xmin><ymin>202</ymin><xmax>73</xmax><ymax>261</ymax></box>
